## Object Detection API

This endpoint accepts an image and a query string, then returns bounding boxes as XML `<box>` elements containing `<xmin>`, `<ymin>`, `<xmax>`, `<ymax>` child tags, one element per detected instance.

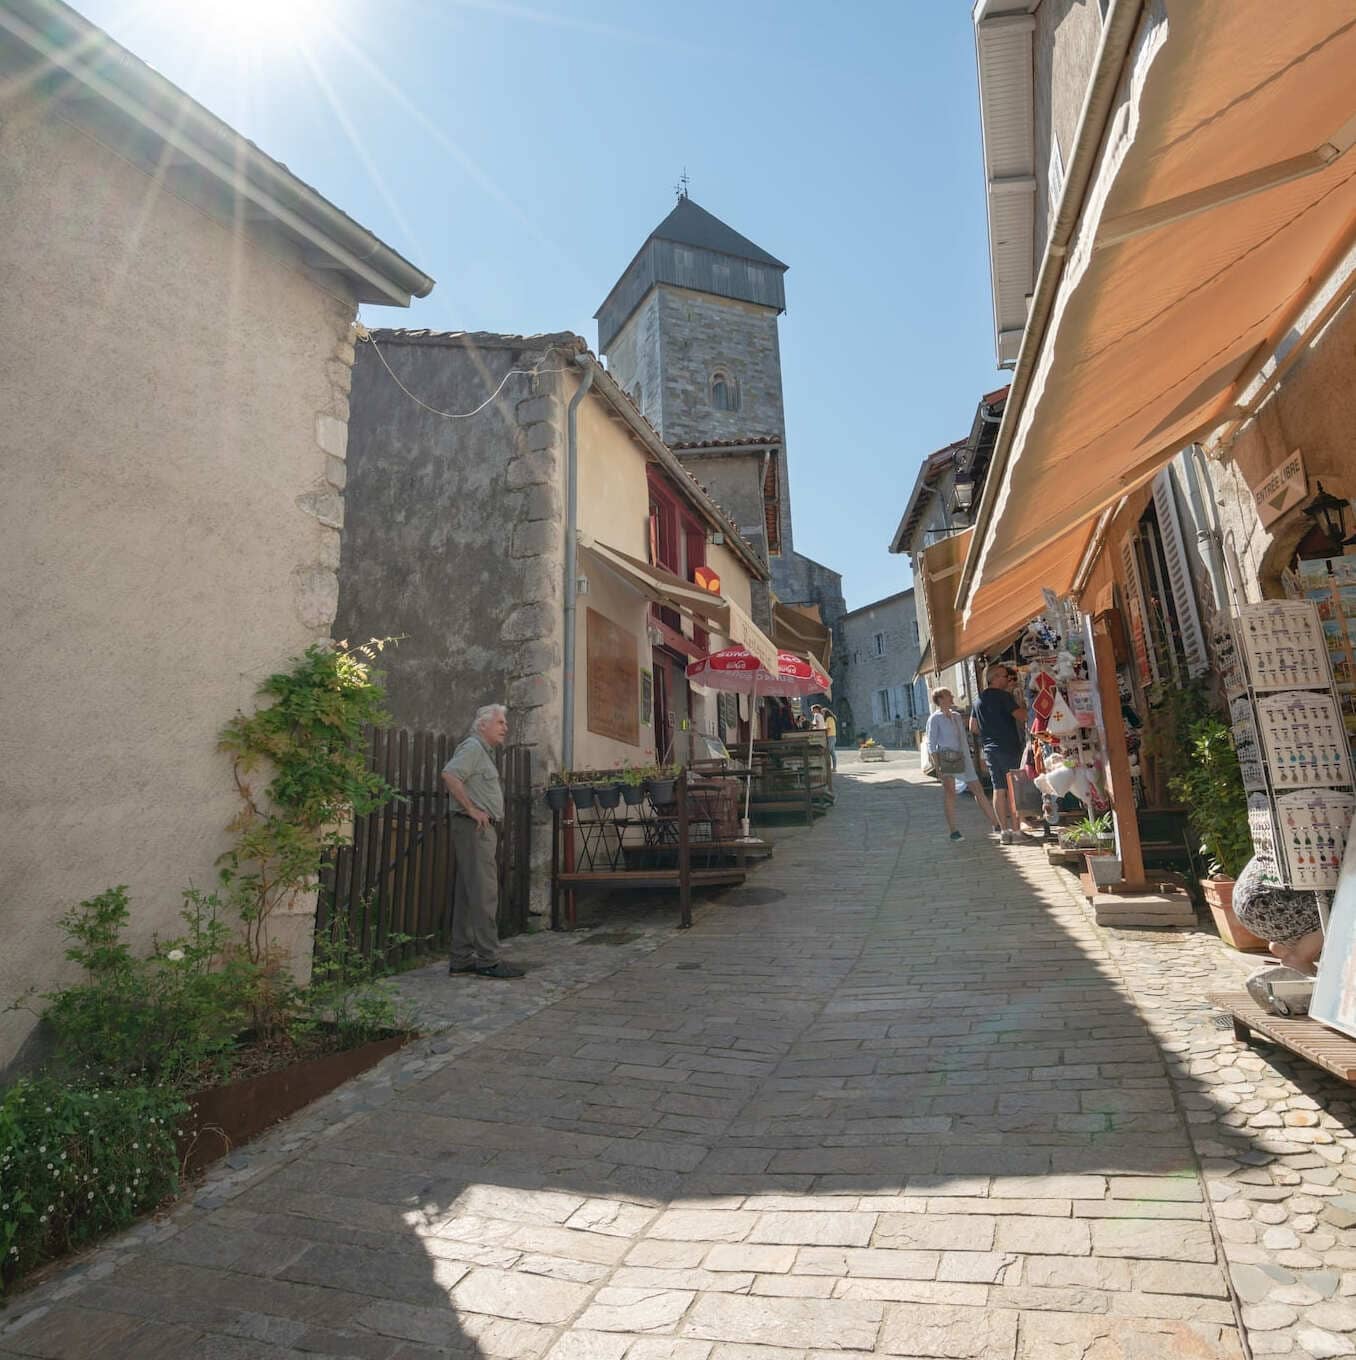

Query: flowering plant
<box><xmin>0</xmin><ymin>1079</ymin><xmax>184</xmax><ymax>1292</ymax></box>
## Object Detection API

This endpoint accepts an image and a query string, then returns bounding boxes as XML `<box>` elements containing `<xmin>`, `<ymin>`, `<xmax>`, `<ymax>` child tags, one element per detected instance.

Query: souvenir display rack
<box><xmin>1225</xmin><ymin>600</ymin><xmax>1356</xmax><ymax>891</ymax></box>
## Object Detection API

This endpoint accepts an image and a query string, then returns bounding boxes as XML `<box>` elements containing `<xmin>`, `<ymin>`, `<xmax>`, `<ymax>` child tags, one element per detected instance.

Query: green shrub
<box><xmin>1</xmin><ymin>1079</ymin><xmax>184</xmax><ymax>1293</ymax></box>
<box><xmin>40</xmin><ymin>887</ymin><xmax>253</xmax><ymax>1091</ymax></box>
<box><xmin>1170</xmin><ymin>714</ymin><xmax>1252</xmax><ymax>879</ymax></box>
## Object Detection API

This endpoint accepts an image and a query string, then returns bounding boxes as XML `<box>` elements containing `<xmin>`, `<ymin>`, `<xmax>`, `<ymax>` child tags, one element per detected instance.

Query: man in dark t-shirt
<box><xmin>970</xmin><ymin>663</ymin><xmax>1028</xmax><ymax>844</ymax></box>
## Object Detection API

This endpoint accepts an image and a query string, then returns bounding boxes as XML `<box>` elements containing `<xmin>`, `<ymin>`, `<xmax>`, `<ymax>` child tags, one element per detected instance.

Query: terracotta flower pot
<box><xmin>1202</xmin><ymin>876</ymin><xmax>1268</xmax><ymax>952</ymax></box>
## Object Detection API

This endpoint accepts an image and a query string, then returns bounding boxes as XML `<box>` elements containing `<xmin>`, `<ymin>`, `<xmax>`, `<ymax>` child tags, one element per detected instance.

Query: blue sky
<box><xmin>74</xmin><ymin>0</ymin><xmax>1005</xmax><ymax>611</ymax></box>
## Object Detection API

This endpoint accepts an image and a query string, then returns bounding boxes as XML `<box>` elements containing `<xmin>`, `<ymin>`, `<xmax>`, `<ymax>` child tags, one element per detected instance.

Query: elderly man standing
<box><xmin>442</xmin><ymin>704</ymin><xmax>525</xmax><ymax>979</ymax></box>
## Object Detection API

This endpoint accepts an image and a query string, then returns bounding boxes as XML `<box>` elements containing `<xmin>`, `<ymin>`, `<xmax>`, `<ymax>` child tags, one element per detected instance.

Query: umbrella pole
<box><xmin>739</xmin><ymin>673</ymin><xmax>759</xmax><ymax>841</ymax></box>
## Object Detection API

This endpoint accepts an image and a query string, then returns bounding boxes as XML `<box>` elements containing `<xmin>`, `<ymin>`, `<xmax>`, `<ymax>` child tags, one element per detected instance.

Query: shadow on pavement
<box><xmin>2</xmin><ymin>757</ymin><xmax>1273</xmax><ymax>1358</ymax></box>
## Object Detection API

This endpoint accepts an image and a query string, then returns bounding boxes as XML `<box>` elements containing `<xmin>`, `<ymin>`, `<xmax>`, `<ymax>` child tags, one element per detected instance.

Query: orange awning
<box><xmin>919</xmin><ymin>529</ymin><xmax>1037</xmax><ymax>672</ymax></box>
<box><xmin>963</xmin><ymin>2</ymin><xmax>1356</xmax><ymax>633</ymax></box>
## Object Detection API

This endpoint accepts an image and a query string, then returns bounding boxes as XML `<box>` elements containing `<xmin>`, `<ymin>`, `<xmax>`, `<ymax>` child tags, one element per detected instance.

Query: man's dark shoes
<box><xmin>448</xmin><ymin>963</ymin><xmax>477</xmax><ymax>975</ymax></box>
<box><xmin>475</xmin><ymin>962</ymin><xmax>526</xmax><ymax>979</ymax></box>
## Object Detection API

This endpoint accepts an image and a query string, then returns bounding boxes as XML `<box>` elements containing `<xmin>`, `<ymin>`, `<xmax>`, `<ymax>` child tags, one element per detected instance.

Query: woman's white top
<box><xmin>925</xmin><ymin>709</ymin><xmax>978</xmax><ymax>782</ymax></box>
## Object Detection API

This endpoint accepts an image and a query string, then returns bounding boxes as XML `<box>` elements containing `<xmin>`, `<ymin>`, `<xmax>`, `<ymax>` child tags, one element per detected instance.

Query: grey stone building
<box><xmin>840</xmin><ymin>591</ymin><xmax>927</xmax><ymax>748</ymax></box>
<box><xmin>596</xmin><ymin>193</ymin><xmax>845</xmax><ymax>697</ymax></box>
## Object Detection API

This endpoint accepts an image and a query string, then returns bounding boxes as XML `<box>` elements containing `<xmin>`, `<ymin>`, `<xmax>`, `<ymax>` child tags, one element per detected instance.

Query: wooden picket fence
<box><xmin>317</xmin><ymin>728</ymin><xmax>533</xmax><ymax>965</ymax></box>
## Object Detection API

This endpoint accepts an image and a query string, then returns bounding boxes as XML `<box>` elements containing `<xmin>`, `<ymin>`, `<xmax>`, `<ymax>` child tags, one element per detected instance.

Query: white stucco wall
<box><xmin>0</xmin><ymin>102</ymin><xmax>356</xmax><ymax>1071</ymax></box>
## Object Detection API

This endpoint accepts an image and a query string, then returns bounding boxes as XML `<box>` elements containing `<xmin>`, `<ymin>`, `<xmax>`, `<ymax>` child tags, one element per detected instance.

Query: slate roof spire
<box><xmin>648</xmin><ymin>196</ymin><xmax>787</xmax><ymax>270</ymax></box>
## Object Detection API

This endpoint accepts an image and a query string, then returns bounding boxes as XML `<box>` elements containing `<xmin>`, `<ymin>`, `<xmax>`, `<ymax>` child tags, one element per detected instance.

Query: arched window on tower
<box><xmin>710</xmin><ymin>371</ymin><xmax>739</xmax><ymax>412</ymax></box>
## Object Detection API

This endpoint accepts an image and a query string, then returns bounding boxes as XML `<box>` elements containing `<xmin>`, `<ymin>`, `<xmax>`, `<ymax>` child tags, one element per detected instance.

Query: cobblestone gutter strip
<box><xmin>1054</xmin><ymin>861</ymin><xmax>1356</xmax><ymax>1360</ymax></box>
<box><xmin>0</xmin><ymin>916</ymin><xmax>682</xmax><ymax>1340</ymax></box>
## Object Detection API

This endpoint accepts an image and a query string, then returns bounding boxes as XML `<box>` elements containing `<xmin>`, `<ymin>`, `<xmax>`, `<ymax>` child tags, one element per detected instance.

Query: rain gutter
<box><xmin>958</xmin><ymin>0</ymin><xmax>1146</xmax><ymax>609</ymax></box>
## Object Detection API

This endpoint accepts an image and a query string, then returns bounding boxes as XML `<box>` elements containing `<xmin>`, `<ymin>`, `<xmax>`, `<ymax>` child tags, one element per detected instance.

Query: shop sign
<box><xmin>1252</xmin><ymin>450</ymin><xmax>1306</xmax><ymax>528</ymax></box>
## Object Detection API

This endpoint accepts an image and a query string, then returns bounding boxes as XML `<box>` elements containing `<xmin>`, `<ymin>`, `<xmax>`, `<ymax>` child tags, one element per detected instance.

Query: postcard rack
<box><xmin>1223</xmin><ymin>601</ymin><xmax>1356</xmax><ymax>892</ymax></box>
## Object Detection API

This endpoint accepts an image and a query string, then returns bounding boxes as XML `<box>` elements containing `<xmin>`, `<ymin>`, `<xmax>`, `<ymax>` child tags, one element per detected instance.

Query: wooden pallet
<box><xmin>1209</xmin><ymin>990</ymin><xmax>1356</xmax><ymax>1082</ymax></box>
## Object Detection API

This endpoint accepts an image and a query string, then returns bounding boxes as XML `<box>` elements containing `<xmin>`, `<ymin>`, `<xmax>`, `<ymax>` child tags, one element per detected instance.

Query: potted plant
<box><xmin>593</xmin><ymin>778</ymin><xmax>623</xmax><ymax>810</ymax></box>
<box><xmin>1059</xmin><ymin>813</ymin><xmax>1113</xmax><ymax>851</ymax></box>
<box><xmin>1086</xmin><ymin>853</ymin><xmax>1123</xmax><ymax>890</ymax></box>
<box><xmin>544</xmin><ymin>771</ymin><xmax>571</xmax><ymax>814</ymax></box>
<box><xmin>1170</xmin><ymin>713</ymin><xmax>1261</xmax><ymax>950</ymax></box>
<box><xmin>647</xmin><ymin>765</ymin><xmax>680</xmax><ymax>804</ymax></box>
<box><xmin>568</xmin><ymin>775</ymin><xmax>597</xmax><ymax>810</ymax></box>
<box><xmin>619</xmin><ymin>766</ymin><xmax>649</xmax><ymax>807</ymax></box>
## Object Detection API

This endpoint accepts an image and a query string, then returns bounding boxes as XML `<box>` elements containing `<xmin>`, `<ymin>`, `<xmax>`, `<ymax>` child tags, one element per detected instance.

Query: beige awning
<box><xmin>920</xmin><ymin>528</ymin><xmax>1042</xmax><ymax>672</ymax></box>
<box><xmin>963</xmin><ymin>2</ymin><xmax>1356</xmax><ymax>634</ymax></box>
<box><xmin>579</xmin><ymin>535</ymin><xmax>779</xmax><ymax>673</ymax></box>
<box><xmin>913</xmin><ymin>640</ymin><xmax>933</xmax><ymax>683</ymax></box>
<box><xmin>772</xmin><ymin>601</ymin><xmax>831</xmax><ymax>662</ymax></box>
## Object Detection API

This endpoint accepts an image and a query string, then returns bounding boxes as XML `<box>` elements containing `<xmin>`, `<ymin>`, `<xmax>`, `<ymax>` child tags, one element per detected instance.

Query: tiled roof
<box><xmin>671</xmin><ymin>435</ymin><xmax>782</xmax><ymax>450</ymax></box>
<box><xmin>368</xmin><ymin>329</ymin><xmax>585</xmax><ymax>351</ymax></box>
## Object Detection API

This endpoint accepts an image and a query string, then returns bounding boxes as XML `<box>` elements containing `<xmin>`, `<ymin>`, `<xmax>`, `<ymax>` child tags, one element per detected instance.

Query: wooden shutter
<box><xmin>1119</xmin><ymin>535</ymin><xmax>1160</xmax><ymax>688</ymax></box>
<box><xmin>1151</xmin><ymin>468</ymin><xmax>1209</xmax><ymax>676</ymax></box>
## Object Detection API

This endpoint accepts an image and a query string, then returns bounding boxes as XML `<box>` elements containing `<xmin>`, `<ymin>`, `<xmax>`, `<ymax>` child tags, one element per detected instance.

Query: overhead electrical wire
<box><xmin>353</xmin><ymin>322</ymin><xmax>568</xmax><ymax>420</ymax></box>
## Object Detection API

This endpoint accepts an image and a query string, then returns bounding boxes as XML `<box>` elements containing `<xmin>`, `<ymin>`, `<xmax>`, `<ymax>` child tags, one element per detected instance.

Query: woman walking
<box><xmin>926</xmin><ymin>687</ymin><xmax>1001</xmax><ymax>842</ymax></box>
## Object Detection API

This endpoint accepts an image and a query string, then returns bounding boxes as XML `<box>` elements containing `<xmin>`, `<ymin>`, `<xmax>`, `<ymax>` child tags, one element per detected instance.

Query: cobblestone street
<box><xmin>11</xmin><ymin>754</ymin><xmax>1356</xmax><ymax>1358</ymax></box>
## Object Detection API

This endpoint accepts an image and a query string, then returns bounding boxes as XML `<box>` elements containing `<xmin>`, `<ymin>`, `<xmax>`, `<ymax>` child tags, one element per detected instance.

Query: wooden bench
<box><xmin>1209</xmin><ymin>990</ymin><xmax>1356</xmax><ymax>1082</ymax></box>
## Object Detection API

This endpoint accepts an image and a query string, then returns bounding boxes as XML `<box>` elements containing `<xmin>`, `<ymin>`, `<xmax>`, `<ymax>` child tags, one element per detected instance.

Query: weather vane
<box><xmin>674</xmin><ymin>168</ymin><xmax>690</xmax><ymax>200</ymax></box>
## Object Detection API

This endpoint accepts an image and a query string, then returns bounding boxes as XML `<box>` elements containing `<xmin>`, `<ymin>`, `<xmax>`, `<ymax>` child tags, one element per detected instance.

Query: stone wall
<box><xmin>1</xmin><ymin>102</ymin><xmax>356</xmax><ymax>1072</ymax></box>
<box><xmin>777</xmin><ymin>552</ymin><xmax>849</xmax><ymax>716</ymax></box>
<box><xmin>338</xmin><ymin>332</ymin><xmax>570</xmax><ymax>756</ymax></box>
<box><xmin>600</xmin><ymin>288</ymin><xmax>664</xmax><ymax>430</ymax></box>
<box><xmin>841</xmin><ymin>592</ymin><xmax>926</xmax><ymax>746</ymax></box>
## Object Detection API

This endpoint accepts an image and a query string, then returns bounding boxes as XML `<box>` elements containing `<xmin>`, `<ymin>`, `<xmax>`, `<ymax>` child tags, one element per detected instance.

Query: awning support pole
<box><xmin>1091</xmin><ymin>611</ymin><xmax>1146</xmax><ymax>891</ymax></box>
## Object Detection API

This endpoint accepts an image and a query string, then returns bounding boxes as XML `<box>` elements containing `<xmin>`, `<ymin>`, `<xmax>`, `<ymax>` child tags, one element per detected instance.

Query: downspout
<box><xmin>561</xmin><ymin>355</ymin><xmax>596</xmax><ymax>772</ymax></box>
<box><xmin>1180</xmin><ymin>445</ymin><xmax>1229</xmax><ymax>613</ymax></box>
<box><xmin>959</xmin><ymin>0</ymin><xmax>1147</xmax><ymax>609</ymax></box>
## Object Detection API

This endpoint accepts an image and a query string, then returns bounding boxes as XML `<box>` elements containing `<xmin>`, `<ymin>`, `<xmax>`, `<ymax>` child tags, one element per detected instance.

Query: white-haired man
<box><xmin>442</xmin><ymin>704</ymin><xmax>524</xmax><ymax>979</ymax></box>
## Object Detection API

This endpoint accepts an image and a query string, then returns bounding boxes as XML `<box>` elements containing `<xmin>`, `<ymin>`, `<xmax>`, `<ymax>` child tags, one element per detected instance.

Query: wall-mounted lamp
<box><xmin>1302</xmin><ymin>481</ymin><xmax>1350</xmax><ymax>544</ymax></box>
<box><xmin>953</xmin><ymin>470</ymin><xmax>976</xmax><ymax>512</ymax></box>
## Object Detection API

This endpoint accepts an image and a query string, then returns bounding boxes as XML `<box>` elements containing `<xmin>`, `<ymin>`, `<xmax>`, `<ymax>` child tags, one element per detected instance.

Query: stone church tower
<box><xmin>597</xmin><ymin>194</ymin><xmax>846</xmax><ymax>687</ymax></box>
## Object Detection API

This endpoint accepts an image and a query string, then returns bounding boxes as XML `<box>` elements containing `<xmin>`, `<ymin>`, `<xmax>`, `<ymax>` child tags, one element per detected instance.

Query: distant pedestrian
<box><xmin>970</xmin><ymin>663</ymin><xmax>1027</xmax><ymax>844</ymax></box>
<box><xmin>442</xmin><ymin>704</ymin><xmax>524</xmax><ymax>979</ymax></box>
<box><xmin>927</xmin><ymin>688</ymin><xmax>1001</xmax><ymax>842</ymax></box>
<box><xmin>821</xmin><ymin>708</ymin><xmax>837</xmax><ymax>770</ymax></box>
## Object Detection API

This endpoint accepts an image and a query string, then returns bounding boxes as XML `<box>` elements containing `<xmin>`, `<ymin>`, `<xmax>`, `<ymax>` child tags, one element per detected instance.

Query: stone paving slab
<box><xmin>0</xmin><ymin>755</ymin><xmax>1271</xmax><ymax>1358</ymax></box>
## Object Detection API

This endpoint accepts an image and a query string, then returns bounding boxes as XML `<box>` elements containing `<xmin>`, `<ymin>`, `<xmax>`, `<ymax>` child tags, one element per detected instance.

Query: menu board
<box><xmin>1298</xmin><ymin>557</ymin><xmax>1356</xmax><ymax>740</ymax></box>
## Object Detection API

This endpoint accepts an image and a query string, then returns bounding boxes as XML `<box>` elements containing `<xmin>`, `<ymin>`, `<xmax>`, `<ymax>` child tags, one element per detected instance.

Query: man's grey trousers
<box><xmin>450</xmin><ymin>817</ymin><xmax>500</xmax><ymax>968</ymax></box>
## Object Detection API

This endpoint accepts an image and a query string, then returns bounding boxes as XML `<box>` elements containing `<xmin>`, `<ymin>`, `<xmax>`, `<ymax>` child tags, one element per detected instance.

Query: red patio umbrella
<box><xmin>686</xmin><ymin>647</ymin><xmax>831</xmax><ymax>837</ymax></box>
<box><xmin>686</xmin><ymin>647</ymin><xmax>831</xmax><ymax>696</ymax></box>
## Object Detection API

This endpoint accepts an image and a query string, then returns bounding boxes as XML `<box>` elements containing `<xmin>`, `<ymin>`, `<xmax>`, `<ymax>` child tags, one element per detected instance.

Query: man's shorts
<box><xmin>983</xmin><ymin>747</ymin><xmax>1021</xmax><ymax>790</ymax></box>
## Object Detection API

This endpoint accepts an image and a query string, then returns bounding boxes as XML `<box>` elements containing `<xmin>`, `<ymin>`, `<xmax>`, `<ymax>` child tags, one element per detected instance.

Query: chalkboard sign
<box><xmin>587</xmin><ymin>608</ymin><xmax>640</xmax><ymax>745</ymax></box>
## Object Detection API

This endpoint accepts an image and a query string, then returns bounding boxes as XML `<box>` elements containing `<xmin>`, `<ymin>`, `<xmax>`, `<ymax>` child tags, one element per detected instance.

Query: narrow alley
<box><xmin>2</xmin><ymin>757</ymin><xmax>1280</xmax><ymax>1359</ymax></box>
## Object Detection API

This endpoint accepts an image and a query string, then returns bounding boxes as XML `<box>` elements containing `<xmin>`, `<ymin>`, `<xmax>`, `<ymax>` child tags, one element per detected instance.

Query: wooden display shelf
<box><xmin>1210</xmin><ymin>990</ymin><xmax>1356</xmax><ymax>1081</ymax></box>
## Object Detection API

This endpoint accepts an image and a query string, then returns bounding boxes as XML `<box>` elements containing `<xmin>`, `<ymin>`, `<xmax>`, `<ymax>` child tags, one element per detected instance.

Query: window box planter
<box><xmin>593</xmin><ymin>783</ymin><xmax>623</xmax><ymax>810</ymax></box>
<box><xmin>544</xmin><ymin>785</ymin><xmax>571</xmax><ymax>814</ymax></box>
<box><xmin>568</xmin><ymin>784</ymin><xmax>597</xmax><ymax>810</ymax></box>
<box><xmin>646</xmin><ymin>777</ymin><xmax>677</xmax><ymax>804</ymax></box>
<box><xmin>620</xmin><ymin>782</ymin><xmax>647</xmax><ymax>807</ymax></box>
